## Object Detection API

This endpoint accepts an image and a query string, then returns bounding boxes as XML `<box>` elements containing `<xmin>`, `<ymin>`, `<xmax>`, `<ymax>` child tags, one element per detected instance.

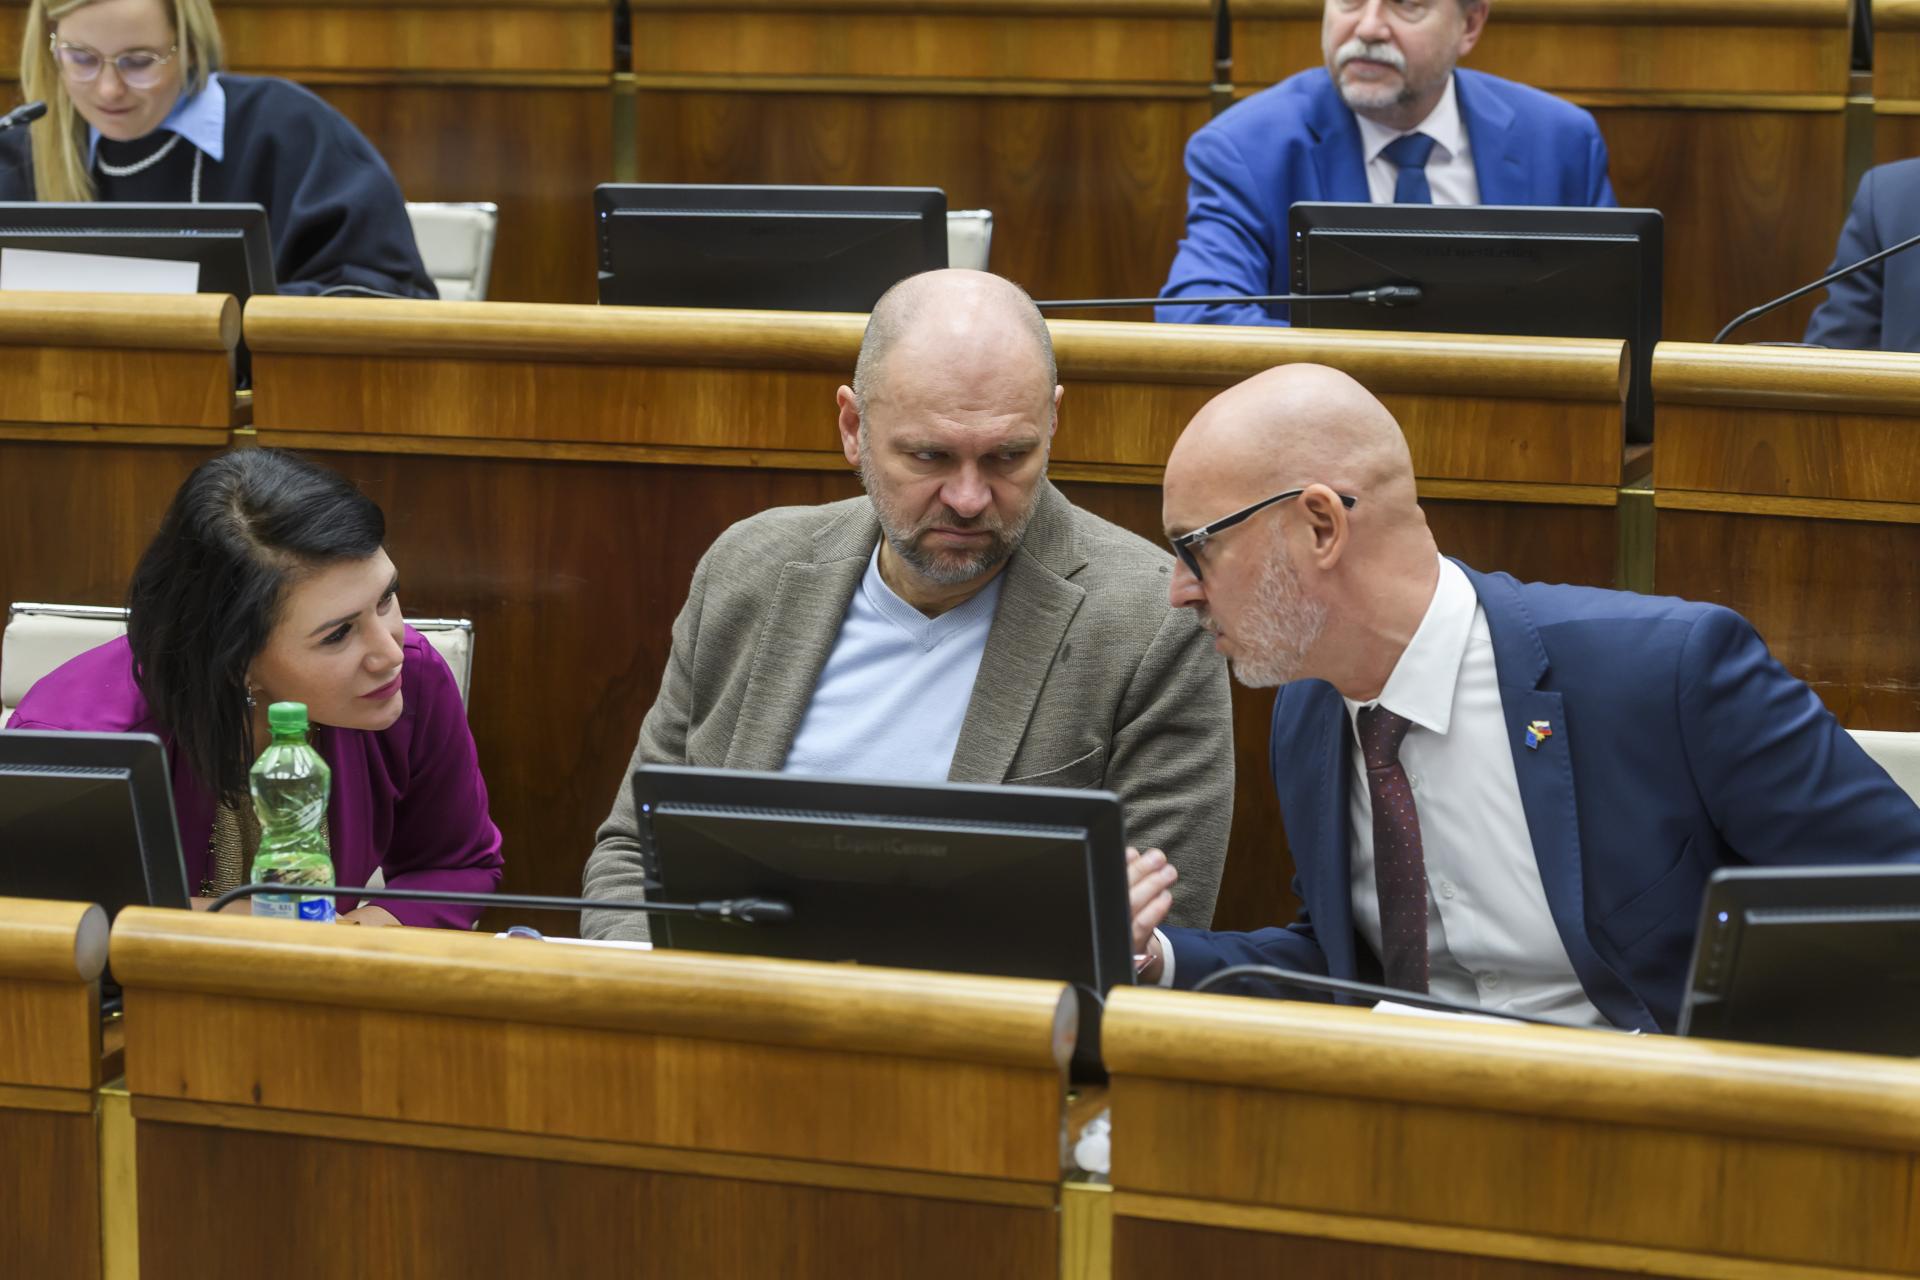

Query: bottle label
<box><xmin>255</xmin><ymin>894</ymin><xmax>336</xmax><ymax>923</ymax></box>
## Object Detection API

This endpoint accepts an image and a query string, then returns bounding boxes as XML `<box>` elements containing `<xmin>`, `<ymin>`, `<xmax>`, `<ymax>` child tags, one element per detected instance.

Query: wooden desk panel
<box><xmin>1653</xmin><ymin>342</ymin><xmax>1920</xmax><ymax>730</ymax></box>
<box><xmin>627</xmin><ymin>0</ymin><xmax>1212</xmax><ymax>303</ymax></box>
<box><xmin>114</xmin><ymin>910</ymin><xmax>1074</xmax><ymax>1279</ymax></box>
<box><xmin>0</xmin><ymin>900</ymin><xmax>109</xmax><ymax>1280</ymax></box>
<box><xmin>1230</xmin><ymin>0</ymin><xmax>1852</xmax><ymax>345</ymax></box>
<box><xmin>1104</xmin><ymin>990</ymin><xmax>1920</xmax><ymax>1277</ymax></box>
<box><xmin>0</xmin><ymin>292</ymin><xmax>239</xmax><ymax>432</ymax></box>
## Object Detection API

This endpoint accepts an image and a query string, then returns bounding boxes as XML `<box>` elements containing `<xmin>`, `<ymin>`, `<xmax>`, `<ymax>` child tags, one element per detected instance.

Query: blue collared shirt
<box><xmin>87</xmin><ymin>71</ymin><xmax>226</xmax><ymax>166</ymax></box>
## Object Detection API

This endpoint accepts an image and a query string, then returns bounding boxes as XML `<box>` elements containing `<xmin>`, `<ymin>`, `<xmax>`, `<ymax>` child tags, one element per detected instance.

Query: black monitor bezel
<box><xmin>1679</xmin><ymin>863</ymin><xmax>1920</xmax><ymax>1055</ymax></box>
<box><xmin>0</xmin><ymin>730</ymin><xmax>191</xmax><ymax>917</ymax></box>
<box><xmin>0</xmin><ymin>201</ymin><xmax>277</xmax><ymax>300</ymax></box>
<box><xmin>1287</xmin><ymin>202</ymin><xmax>1663</xmax><ymax>442</ymax></box>
<box><xmin>593</xmin><ymin>182</ymin><xmax>948</xmax><ymax>312</ymax></box>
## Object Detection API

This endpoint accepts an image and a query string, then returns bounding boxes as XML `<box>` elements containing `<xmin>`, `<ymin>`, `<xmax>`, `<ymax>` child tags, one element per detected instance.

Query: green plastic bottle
<box><xmin>249</xmin><ymin>702</ymin><xmax>336</xmax><ymax>922</ymax></box>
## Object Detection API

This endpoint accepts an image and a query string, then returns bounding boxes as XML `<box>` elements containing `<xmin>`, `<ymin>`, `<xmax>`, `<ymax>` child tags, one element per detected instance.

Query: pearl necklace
<box><xmin>94</xmin><ymin>132</ymin><xmax>203</xmax><ymax>203</ymax></box>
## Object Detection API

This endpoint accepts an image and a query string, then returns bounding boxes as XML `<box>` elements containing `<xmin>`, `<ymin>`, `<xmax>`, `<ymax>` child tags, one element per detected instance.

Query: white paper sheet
<box><xmin>0</xmin><ymin>246</ymin><xmax>200</xmax><ymax>294</ymax></box>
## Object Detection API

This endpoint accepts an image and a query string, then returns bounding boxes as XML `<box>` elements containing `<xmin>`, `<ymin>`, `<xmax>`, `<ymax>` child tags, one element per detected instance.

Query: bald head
<box><xmin>1167</xmin><ymin>364</ymin><xmax>1417</xmax><ymax>524</ymax></box>
<box><xmin>853</xmin><ymin>269</ymin><xmax>1057</xmax><ymax>418</ymax></box>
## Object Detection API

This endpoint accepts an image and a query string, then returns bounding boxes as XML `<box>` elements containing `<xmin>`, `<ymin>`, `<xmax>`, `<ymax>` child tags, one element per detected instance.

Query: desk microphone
<box><xmin>1714</xmin><ymin>229</ymin><xmax>1920</xmax><ymax>344</ymax></box>
<box><xmin>205</xmin><ymin>881</ymin><xmax>795</xmax><ymax>925</ymax></box>
<box><xmin>0</xmin><ymin>101</ymin><xmax>47</xmax><ymax>132</ymax></box>
<box><xmin>1189</xmin><ymin>963</ymin><xmax>1625</xmax><ymax>1033</ymax></box>
<box><xmin>1035</xmin><ymin>285</ymin><xmax>1424</xmax><ymax>312</ymax></box>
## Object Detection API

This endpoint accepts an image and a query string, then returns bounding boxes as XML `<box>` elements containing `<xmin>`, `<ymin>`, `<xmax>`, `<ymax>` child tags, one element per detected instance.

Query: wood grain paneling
<box><xmin>219</xmin><ymin>3</ymin><xmax>609</xmax><ymax>77</ymax></box>
<box><xmin>307</xmin><ymin>84</ymin><xmax>610</xmax><ymax>305</ymax></box>
<box><xmin>1116</xmin><ymin>1219</ymin><xmax>1649</xmax><ymax>1280</ymax></box>
<box><xmin>0</xmin><ymin>1107</ymin><xmax>101</xmax><ymax>1280</ymax></box>
<box><xmin>135</xmin><ymin>1120</ymin><xmax>1056</xmax><ymax>1280</ymax></box>
<box><xmin>1877</xmin><ymin>0</ymin><xmax>1920</xmax><ymax>104</ymax></box>
<box><xmin>1873</xmin><ymin>110</ymin><xmax>1920</xmax><ymax>167</ymax></box>
<box><xmin>0</xmin><ymin>901</ymin><xmax>106</xmax><ymax>1093</ymax></box>
<box><xmin>0</xmin><ymin>292</ymin><xmax>238</xmax><ymax>429</ymax></box>
<box><xmin>632</xmin><ymin>89</ymin><xmax>1205</xmax><ymax>306</ymax></box>
<box><xmin>1104</xmin><ymin>992</ymin><xmax>1920</xmax><ymax>1276</ymax></box>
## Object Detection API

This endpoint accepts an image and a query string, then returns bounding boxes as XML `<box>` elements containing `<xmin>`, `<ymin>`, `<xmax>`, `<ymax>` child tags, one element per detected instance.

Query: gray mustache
<box><xmin>1334</xmin><ymin>39</ymin><xmax>1407</xmax><ymax>72</ymax></box>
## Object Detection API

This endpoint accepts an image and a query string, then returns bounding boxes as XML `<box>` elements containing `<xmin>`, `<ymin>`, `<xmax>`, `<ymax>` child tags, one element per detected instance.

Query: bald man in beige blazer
<box><xmin>582</xmin><ymin>271</ymin><xmax>1232</xmax><ymax>941</ymax></box>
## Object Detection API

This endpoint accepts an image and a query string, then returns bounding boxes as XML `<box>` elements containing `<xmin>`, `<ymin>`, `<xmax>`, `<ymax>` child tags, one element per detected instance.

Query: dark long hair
<box><xmin>126</xmin><ymin>449</ymin><xmax>386</xmax><ymax>803</ymax></box>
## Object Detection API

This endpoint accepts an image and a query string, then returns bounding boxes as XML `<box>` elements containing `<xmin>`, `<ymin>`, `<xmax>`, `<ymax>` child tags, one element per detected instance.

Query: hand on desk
<box><xmin>1127</xmin><ymin>846</ymin><xmax>1177</xmax><ymax>985</ymax></box>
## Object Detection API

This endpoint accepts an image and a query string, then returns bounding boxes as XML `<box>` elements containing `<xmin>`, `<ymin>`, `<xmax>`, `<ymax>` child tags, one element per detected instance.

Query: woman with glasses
<box><xmin>0</xmin><ymin>0</ymin><xmax>434</xmax><ymax>299</ymax></box>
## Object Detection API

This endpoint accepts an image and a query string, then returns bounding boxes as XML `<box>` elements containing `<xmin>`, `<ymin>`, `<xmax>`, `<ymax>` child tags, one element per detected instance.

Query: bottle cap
<box><xmin>266</xmin><ymin>702</ymin><xmax>309</xmax><ymax>735</ymax></box>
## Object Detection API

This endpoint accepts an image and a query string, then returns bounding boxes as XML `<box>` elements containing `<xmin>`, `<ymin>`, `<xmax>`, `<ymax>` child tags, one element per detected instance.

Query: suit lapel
<box><xmin>724</xmin><ymin>506</ymin><xmax>874</xmax><ymax>772</ymax></box>
<box><xmin>1455</xmin><ymin>71</ymin><xmax>1526</xmax><ymax>205</ymax></box>
<box><xmin>948</xmin><ymin>485</ymin><xmax>1087</xmax><ymax>784</ymax></box>
<box><xmin>1306</xmin><ymin>72</ymin><xmax>1371</xmax><ymax>203</ymax></box>
<box><xmin>1465</xmin><ymin>563</ymin><xmax>1656</xmax><ymax>1030</ymax></box>
<box><xmin>1306</xmin><ymin>691</ymin><xmax>1360</xmax><ymax>980</ymax></box>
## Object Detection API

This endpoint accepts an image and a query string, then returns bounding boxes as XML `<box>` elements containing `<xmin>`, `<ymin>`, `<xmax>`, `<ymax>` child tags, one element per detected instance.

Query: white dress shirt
<box><xmin>1355</xmin><ymin>74</ymin><xmax>1479</xmax><ymax>206</ymax></box>
<box><xmin>1338</xmin><ymin>557</ymin><xmax>1602</xmax><ymax>1023</ymax></box>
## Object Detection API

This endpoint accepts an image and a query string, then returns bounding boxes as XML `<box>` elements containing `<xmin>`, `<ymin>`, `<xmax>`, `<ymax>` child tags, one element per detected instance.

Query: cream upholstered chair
<box><xmin>404</xmin><ymin>202</ymin><xmax>499</xmax><ymax>302</ymax></box>
<box><xmin>946</xmin><ymin>210</ymin><xmax>994</xmax><ymax>271</ymax></box>
<box><xmin>2</xmin><ymin>604</ymin><xmax>475</xmax><ymax>724</ymax></box>
<box><xmin>1848</xmin><ymin>729</ymin><xmax>1920</xmax><ymax>803</ymax></box>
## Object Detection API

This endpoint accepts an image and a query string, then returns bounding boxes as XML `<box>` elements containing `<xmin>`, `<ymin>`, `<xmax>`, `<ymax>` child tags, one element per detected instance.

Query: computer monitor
<box><xmin>1678</xmin><ymin>865</ymin><xmax>1920</xmax><ymax>1056</ymax></box>
<box><xmin>0</xmin><ymin>201</ymin><xmax>276</xmax><ymax>300</ymax></box>
<box><xmin>595</xmin><ymin>184</ymin><xmax>947</xmax><ymax>311</ymax></box>
<box><xmin>0</xmin><ymin>731</ymin><xmax>190</xmax><ymax>922</ymax></box>
<box><xmin>631</xmin><ymin>764</ymin><xmax>1132</xmax><ymax>1075</ymax></box>
<box><xmin>1288</xmin><ymin>203</ymin><xmax>1664</xmax><ymax>443</ymax></box>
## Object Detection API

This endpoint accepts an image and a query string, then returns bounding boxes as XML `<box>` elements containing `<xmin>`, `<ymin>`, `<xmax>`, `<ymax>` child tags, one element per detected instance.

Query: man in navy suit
<box><xmin>1804</xmin><ymin>157</ymin><xmax>1920</xmax><ymax>351</ymax></box>
<box><xmin>1158</xmin><ymin>0</ymin><xmax>1617</xmax><ymax>327</ymax></box>
<box><xmin>1127</xmin><ymin>364</ymin><xmax>1920</xmax><ymax>1031</ymax></box>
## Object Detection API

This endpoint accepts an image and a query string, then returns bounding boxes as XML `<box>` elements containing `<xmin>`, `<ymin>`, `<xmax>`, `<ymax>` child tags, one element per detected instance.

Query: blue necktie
<box><xmin>1383</xmin><ymin>132</ymin><xmax>1438</xmax><ymax>205</ymax></box>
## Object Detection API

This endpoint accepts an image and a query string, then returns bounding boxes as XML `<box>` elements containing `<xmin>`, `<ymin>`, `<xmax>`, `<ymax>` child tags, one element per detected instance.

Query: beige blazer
<box><xmin>582</xmin><ymin>482</ymin><xmax>1234</xmax><ymax>940</ymax></box>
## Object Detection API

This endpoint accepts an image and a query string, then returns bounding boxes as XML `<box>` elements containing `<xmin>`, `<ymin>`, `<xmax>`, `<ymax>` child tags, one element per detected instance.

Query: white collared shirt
<box><xmin>1354</xmin><ymin>74</ymin><xmax>1479</xmax><ymax>206</ymax></box>
<box><xmin>1338</xmin><ymin>557</ymin><xmax>1602</xmax><ymax>1024</ymax></box>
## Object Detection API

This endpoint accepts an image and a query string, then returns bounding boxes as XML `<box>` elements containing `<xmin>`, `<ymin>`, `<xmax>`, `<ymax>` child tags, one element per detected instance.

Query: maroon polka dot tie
<box><xmin>1357</xmin><ymin>705</ymin><xmax>1430</xmax><ymax>994</ymax></box>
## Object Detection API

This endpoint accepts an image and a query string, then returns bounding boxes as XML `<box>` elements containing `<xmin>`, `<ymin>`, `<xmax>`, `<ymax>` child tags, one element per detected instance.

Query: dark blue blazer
<box><xmin>1804</xmin><ymin>157</ymin><xmax>1920</xmax><ymax>352</ymax></box>
<box><xmin>1157</xmin><ymin>68</ymin><xmax>1617</xmax><ymax>327</ymax></box>
<box><xmin>1165</xmin><ymin>564</ymin><xmax>1920</xmax><ymax>1032</ymax></box>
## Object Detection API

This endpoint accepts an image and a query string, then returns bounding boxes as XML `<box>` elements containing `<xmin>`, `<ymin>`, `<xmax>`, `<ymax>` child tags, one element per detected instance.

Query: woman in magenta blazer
<box><xmin>6</xmin><ymin>449</ymin><xmax>502</xmax><ymax>927</ymax></box>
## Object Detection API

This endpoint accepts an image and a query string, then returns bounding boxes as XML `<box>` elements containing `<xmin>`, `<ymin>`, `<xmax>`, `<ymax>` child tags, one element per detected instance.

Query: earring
<box><xmin>246</xmin><ymin>686</ymin><xmax>257</xmax><ymax>709</ymax></box>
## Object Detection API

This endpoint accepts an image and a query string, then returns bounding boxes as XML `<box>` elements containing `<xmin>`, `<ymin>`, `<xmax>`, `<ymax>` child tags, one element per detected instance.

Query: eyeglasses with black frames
<box><xmin>1168</xmin><ymin>487</ymin><xmax>1359</xmax><ymax>581</ymax></box>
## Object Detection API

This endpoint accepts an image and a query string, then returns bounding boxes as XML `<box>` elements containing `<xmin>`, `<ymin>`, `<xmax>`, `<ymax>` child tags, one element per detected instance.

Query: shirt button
<box><xmin>1408</xmin><ymin>773</ymin><xmax>1422</xmax><ymax>791</ymax></box>
<box><xmin>1439</xmin><ymin>880</ymin><xmax>1456</xmax><ymax>900</ymax></box>
<box><xmin>1481</xmin><ymin>973</ymin><xmax>1502</xmax><ymax>990</ymax></box>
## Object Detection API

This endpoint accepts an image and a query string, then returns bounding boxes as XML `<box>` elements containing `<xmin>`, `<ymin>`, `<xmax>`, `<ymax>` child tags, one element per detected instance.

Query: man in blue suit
<box><xmin>1158</xmin><ymin>0</ymin><xmax>1617</xmax><ymax>327</ymax></box>
<box><xmin>1804</xmin><ymin>157</ymin><xmax>1920</xmax><ymax>351</ymax></box>
<box><xmin>1128</xmin><ymin>364</ymin><xmax>1920</xmax><ymax>1031</ymax></box>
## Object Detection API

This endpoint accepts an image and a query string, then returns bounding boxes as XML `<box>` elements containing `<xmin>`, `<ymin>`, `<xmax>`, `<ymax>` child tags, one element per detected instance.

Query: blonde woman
<box><xmin>0</xmin><ymin>0</ymin><xmax>434</xmax><ymax>298</ymax></box>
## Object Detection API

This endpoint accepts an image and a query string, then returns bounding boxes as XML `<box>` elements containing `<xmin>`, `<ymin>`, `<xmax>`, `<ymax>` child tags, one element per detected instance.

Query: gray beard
<box><xmin>858</xmin><ymin>450</ymin><xmax>1037</xmax><ymax>587</ymax></box>
<box><xmin>1228</xmin><ymin>544</ymin><xmax>1329</xmax><ymax>688</ymax></box>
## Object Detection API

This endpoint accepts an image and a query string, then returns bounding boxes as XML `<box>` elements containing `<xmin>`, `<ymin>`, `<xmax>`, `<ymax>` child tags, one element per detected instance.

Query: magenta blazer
<box><xmin>6</xmin><ymin>626</ymin><xmax>503</xmax><ymax>928</ymax></box>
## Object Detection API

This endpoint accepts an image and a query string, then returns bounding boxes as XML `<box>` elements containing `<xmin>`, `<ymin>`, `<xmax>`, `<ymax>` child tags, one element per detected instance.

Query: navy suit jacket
<box><xmin>1804</xmin><ymin>157</ymin><xmax>1920</xmax><ymax>352</ymax></box>
<box><xmin>1157</xmin><ymin>68</ymin><xmax>1617</xmax><ymax>327</ymax></box>
<box><xmin>1165</xmin><ymin>564</ymin><xmax>1920</xmax><ymax>1032</ymax></box>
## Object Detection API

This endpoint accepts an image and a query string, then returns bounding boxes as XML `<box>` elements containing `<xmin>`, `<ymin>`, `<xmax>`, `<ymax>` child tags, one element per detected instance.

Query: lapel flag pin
<box><xmin>1525</xmin><ymin>719</ymin><xmax>1554</xmax><ymax>750</ymax></box>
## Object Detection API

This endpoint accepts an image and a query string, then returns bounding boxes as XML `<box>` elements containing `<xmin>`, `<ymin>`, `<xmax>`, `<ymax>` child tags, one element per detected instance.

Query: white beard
<box><xmin>1228</xmin><ymin>543</ymin><xmax>1329</xmax><ymax>689</ymax></box>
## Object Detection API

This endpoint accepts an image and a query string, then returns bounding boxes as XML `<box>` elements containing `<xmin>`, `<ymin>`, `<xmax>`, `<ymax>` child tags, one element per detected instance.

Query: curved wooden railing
<box><xmin>1654</xmin><ymin>341</ymin><xmax>1920</xmax><ymax>416</ymax></box>
<box><xmin>0</xmin><ymin>292</ymin><xmax>238</xmax><ymax>353</ymax></box>
<box><xmin>111</xmin><ymin>906</ymin><xmax>1076</xmax><ymax>1070</ymax></box>
<box><xmin>246</xmin><ymin>297</ymin><xmax>1626</xmax><ymax>398</ymax></box>
<box><xmin>1103</xmin><ymin>988</ymin><xmax>1920</xmax><ymax>1152</ymax></box>
<box><xmin>0</xmin><ymin>897</ymin><xmax>107</xmax><ymax>1092</ymax></box>
<box><xmin>1237</xmin><ymin>0</ymin><xmax>1847</xmax><ymax>24</ymax></box>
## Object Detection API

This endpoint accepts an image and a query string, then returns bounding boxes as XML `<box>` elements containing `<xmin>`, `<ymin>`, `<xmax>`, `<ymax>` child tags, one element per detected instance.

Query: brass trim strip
<box><xmin>1653</xmin><ymin>490</ymin><xmax>1920</xmax><ymax>524</ymax></box>
<box><xmin>98</xmin><ymin>1086</ymin><xmax>138</xmax><ymax>1280</ymax></box>
<box><xmin>131</xmin><ymin>1096</ymin><xmax>1061</xmax><ymax>1209</ymax></box>
<box><xmin>1110</xmin><ymin>1193</ymin><xmax>1903</xmax><ymax>1280</ymax></box>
